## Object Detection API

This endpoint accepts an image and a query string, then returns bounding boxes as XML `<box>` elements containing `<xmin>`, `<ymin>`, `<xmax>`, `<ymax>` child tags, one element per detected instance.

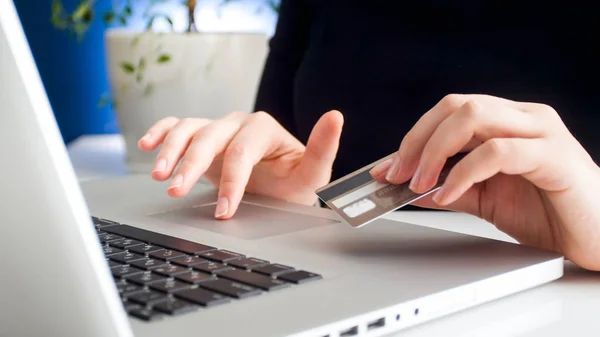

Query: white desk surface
<box><xmin>68</xmin><ymin>134</ymin><xmax>600</xmax><ymax>337</ymax></box>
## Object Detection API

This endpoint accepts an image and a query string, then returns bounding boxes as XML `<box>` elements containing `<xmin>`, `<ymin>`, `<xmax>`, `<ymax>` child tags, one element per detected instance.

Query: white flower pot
<box><xmin>105</xmin><ymin>29</ymin><xmax>268</xmax><ymax>173</ymax></box>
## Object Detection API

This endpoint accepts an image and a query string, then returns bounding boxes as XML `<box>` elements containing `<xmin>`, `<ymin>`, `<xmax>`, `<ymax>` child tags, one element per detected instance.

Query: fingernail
<box><xmin>370</xmin><ymin>158</ymin><xmax>393</xmax><ymax>177</ymax></box>
<box><xmin>385</xmin><ymin>157</ymin><xmax>401</xmax><ymax>181</ymax></box>
<box><xmin>168</xmin><ymin>174</ymin><xmax>183</xmax><ymax>190</ymax></box>
<box><xmin>433</xmin><ymin>185</ymin><xmax>448</xmax><ymax>204</ymax></box>
<box><xmin>153</xmin><ymin>158</ymin><xmax>167</xmax><ymax>172</ymax></box>
<box><xmin>215</xmin><ymin>197</ymin><xmax>229</xmax><ymax>218</ymax></box>
<box><xmin>139</xmin><ymin>133</ymin><xmax>151</xmax><ymax>142</ymax></box>
<box><xmin>409</xmin><ymin>166</ymin><xmax>422</xmax><ymax>191</ymax></box>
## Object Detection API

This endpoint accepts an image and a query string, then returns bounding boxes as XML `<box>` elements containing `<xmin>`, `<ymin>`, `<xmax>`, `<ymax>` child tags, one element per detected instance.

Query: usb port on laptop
<box><xmin>367</xmin><ymin>317</ymin><xmax>385</xmax><ymax>330</ymax></box>
<box><xmin>339</xmin><ymin>326</ymin><xmax>358</xmax><ymax>336</ymax></box>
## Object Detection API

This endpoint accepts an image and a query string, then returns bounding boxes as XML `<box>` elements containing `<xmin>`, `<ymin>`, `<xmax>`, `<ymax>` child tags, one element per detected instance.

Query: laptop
<box><xmin>0</xmin><ymin>1</ymin><xmax>564</xmax><ymax>336</ymax></box>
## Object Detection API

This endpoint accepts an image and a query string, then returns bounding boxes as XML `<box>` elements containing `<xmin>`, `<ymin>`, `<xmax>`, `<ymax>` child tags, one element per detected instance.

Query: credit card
<box><xmin>316</xmin><ymin>153</ymin><xmax>466</xmax><ymax>228</ymax></box>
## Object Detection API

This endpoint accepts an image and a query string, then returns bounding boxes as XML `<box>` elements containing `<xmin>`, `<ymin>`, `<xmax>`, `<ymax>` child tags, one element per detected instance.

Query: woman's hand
<box><xmin>138</xmin><ymin>110</ymin><xmax>344</xmax><ymax>220</ymax></box>
<box><xmin>371</xmin><ymin>94</ymin><xmax>600</xmax><ymax>271</ymax></box>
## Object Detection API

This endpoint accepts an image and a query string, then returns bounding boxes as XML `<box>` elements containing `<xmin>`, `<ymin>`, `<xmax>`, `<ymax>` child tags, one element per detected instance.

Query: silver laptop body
<box><xmin>0</xmin><ymin>1</ymin><xmax>563</xmax><ymax>336</ymax></box>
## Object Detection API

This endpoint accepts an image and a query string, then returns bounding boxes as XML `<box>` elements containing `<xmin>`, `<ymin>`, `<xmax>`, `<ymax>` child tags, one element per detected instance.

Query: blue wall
<box><xmin>14</xmin><ymin>0</ymin><xmax>118</xmax><ymax>144</ymax></box>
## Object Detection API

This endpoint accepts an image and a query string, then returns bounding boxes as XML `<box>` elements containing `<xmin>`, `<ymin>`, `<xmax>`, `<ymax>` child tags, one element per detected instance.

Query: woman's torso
<box><xmin>288</xmin><ymin>0</ymin><xmax>599</xmax><ymax>180</ymax></box>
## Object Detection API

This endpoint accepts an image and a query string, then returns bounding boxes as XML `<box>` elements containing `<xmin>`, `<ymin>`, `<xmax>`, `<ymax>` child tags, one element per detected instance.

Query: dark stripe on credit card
<box><xmin>317</xmin><ymin>170</ymin><xmax>374</xmax><ymax>201</ymax></box>
<box><xmin>316</xmin><ymin>153</ymin><xmax>467</xmax><ymax>227</ymax></box>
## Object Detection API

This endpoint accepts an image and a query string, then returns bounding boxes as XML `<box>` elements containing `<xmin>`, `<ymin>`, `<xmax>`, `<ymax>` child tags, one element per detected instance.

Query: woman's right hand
<box><xmin>137</xmin><ymin>110</ymin><xmax>344</xmax><ymax>220</ymax></box>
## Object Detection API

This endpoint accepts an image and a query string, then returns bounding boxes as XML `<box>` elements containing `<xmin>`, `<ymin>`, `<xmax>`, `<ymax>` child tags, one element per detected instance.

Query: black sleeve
<box><xmin>253</xmin><ymin>0</ymin><xmax>312</xmax><ymax>136</ymax></box>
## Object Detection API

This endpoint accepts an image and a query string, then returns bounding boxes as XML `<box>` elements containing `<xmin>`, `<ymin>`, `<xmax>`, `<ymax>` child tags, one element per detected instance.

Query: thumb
<box><xmin>295</xmin><ymin>110</ymin><xmax>344</xmax><ymax>186</ymax></box>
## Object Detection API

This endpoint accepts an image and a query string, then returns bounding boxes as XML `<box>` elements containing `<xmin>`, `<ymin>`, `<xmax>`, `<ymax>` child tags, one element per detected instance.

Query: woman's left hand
<box><xmin>370</xmin><ymin>94</ymin><xmax>600</xmax><ymax>271</ymax></box>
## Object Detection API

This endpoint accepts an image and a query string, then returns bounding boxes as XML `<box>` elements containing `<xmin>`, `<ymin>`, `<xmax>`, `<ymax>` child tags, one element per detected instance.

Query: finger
<box><xmin>431</xmin><ymin>138</ymin><xmax>545</xmax><ymax>206</ymax></box>
<box><xmin>152</xmin><ymin>118</ymin><xmax>210</xmax><ymax>181</ymax></box>
<box><xmin>385</xmin><ymin>94</ymin><xmax>530</xmax><ymax>185</ymax></box>
<box><xmin>384</xmin><ymin>94</ymin><xmax>468</xmax><ymax>184</ymax></box>
<box><xmin>406</xmin><ymin>100</ymin><xmax>544</xmax><ymax>193</ymax></box>
<box><xmin>410</xmin><ymin>186</ymin><xmax>483</xmax><ymax>216</ymax></box>
<box><xmin>167</xmin><ymin>114</ymin><xmax>247</xmax><ymax>197</ymax></box>
<box><xmin>370</xmin><ymin>157</ymin><xmax>393</xmax><ymax>182</ymax></box>
<box><xmin>295</xmin><ymin>110</ymin><xmax>345</xmax><ymax>186</ymax></box>
<box><xmin>138</xmin><ymin>117</ymin><xmax>181</xmax><ymax>151</ymax></box>
<box><xmin>215</xmin><ymin>112</ymin><xmax>281</xmax><ymax>219</ymax></box>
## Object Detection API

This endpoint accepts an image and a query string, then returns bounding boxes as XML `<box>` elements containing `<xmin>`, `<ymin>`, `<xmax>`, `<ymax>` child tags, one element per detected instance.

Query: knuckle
<box><xmin>252</xmin><ymin>110</ymin><xmax>275</xmax><ymax>123</ymax></box>
<box><xmin>458</xmin><ymin>100</ymin><xmax>482</xmax><ymax>120</ymax></box>
<box><xmin>485</xmin><ymin>138</ymin><xmax>507</xmax><ymax>157</ymax></box>
<box><xmin>226</xmin><ymin>111</ymin><xmax>248</xmax><ymax>120</ymax></box>
<box><xmin>537</xmin><ymin>104</ymin><xmax>561</xmax><ymax>122</ymax></box>
<box><xmin>226</xmin><ymin>142</ymin><xmax>248</xmax><ymax>159</ymax></box>
<box><xmin>179</xmin><ymin>117</ymin><xmax>196</xmax><ymax>126</ymax></box>
<box><xmin>160</xmin><ymin>116</ymin><xmax>179</xmax><ymax>125</ymax></box>
<box><xmin>400</xmin><ymin>131</ymin><xmax>419</xmax><ymax>150</ymax></box>
<box><xmin>441</xmin><ymin>94</ymin><xmax>465</xmax><ymax>110</ymax></box>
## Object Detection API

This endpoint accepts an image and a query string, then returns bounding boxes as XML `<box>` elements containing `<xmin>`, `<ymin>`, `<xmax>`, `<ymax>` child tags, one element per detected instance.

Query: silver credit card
<box><xmin>316</xmin><ymin>153</ymin><xmax>466</xmax><ymax>228</ymax></box>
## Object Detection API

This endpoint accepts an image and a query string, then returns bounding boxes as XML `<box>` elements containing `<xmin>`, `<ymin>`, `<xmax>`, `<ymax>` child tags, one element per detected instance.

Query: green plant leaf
<box><xmin>157</xmin><ymin>54</ymin><xmax>171</xmax><ymax>63</ymax></box>
<box><xmin>146</xmin><ymin>16</ymin><xmax>155</xmax><ymax>30</ymax></box>
<box><xmin>131</xmin><ymin>34</ymin><xmax>142</xmax><ymax>47</ymax></box>
<box><xmin>82</xmin><ymin>8</ymin><xmax>94</xmax><ymax>24</ymax></box>
<box><xmin>136</xmin><ymin>72</ymin><xmax>143</xmax><ymax>83</ymax></box>
<box><xmin>51</xmin><ymin>16</ymin><xmax>67</xmax><ymax>29</ymax></box>
<box><xmin>73</xmin><ymin>22</ymin><xmax>90</xmax><ymax>42</ymax></box>
<box><xmin>103</xmin><ymin>11</ymin><xmax>115</xmax><ymax>24</ymax></box>
<box><xmin>144</xmin><ymin>83</ymin><xmax>154</xmax><ymax>96</ymax></box>
<box><xmin>72</xmin><ymin>1</ymin><xmax>92</xmax><ymax>21</ymax></box>
<box><xmin>267</xmin><ymin>0</ymin><xmax>280</xmax><ymax>13</ymax></box>
<box><xmin>120</xmin><ymin>62</ymin><xmax>136</xmax><ymax>73</ymax></box>
<box><xmin>124</xmin><ymin>5</ymin><xmax>132</xmax><ymax>16</ymax></box>
<box><xmin>146</xmin><ymin>15</ymin><xmax>173</xmax><ymax>31</ymax></box>
<box><xmin>119</xmin><ymin>16</ymin><xmax>127</xmax><ymax>25</ymax></box>
<box><xmin>138</xmin><ymin>57</ymin><xmax>147</xmax><ymax>71</ymax></box>
<box><xmin>52</xmin><ymin>0</ymin><xmax>64</xmax><ymax>17</ymax></box>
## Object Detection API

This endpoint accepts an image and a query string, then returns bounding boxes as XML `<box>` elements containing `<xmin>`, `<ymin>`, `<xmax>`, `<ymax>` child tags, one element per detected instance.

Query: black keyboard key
<box><xmin>123</xmin><ymin>301</ymin><xmax>143</xmax><ymax>312</ymax></box>
<box><xmin>125</xmin><ymin>271</ymin><xmax>168</xmax><ymax>285</ymax></box>
<box><xmin>102</xmin><ymin>245</ymin><xmax>124</xmax><ymax>257</ymax></box>
<box><xmin>111</xmin><ymin>264</ymin><xmax>144</xmax><ymax>278</ymax></box>
<box><xmin>193</xmin><ymin>262</ymin><xmax>233</xmax><ymax>274</ymax></box>
<box><xmin>149</xmin><ymin>279</ymin><xmax>193</xmax><ymax>293</ymax></box>
<box><xmin>93</xmin><ymin>217</ymin><xmax>120</xmax><ymax>228</ymax></box>
<box><xmin>102</xmin><ymin>225</ymin><xmax>216</xmax><ymax>254</ymax></box>
<box><xmin>149</xmin><ymin>249</ymin><xmax>186</xmax><ymax>261</ymax></box>
<box><xmin>198</xmin><ymin>279</ymin><xmax>261</xmax><ymax>299</ymax></box>
<box><xmin>109</xmin><ymin>251</ymin><xmax>146</xmax><ymax>264</ymax></box>
<box><xmin>219</xmin><ymin>269</ymin><xmax>290</xmax><ymax>291</ymax></box>
<box><xmin>278</xmin><ymin>270</ymin><xmax>322</xmax><ymax>284</ymax></box>
<box><xmin>149</xmin><ymin>264</ymin><xmax>189</xmax><ymax>277</ymax></box>
<box><xmin>128</xmin><ymin>289</ymin><xmax>168</xmax><ymax>305</ymax></box>
<box><xmin>117</xmin><ymin>281</ymin><xmax>145</xmax><ymax>297</ymax></box>
<box><xmin>128</xmin><ymin>244</ymin><xmax>164</xmax><ymax>255</ymax></box>
<box><xmin>252</xmin><ymin>264</ymin><xmax>295</xmax><ymax>276</ymax></box>
<box><xmin>152</xmin><ymin>298</ymin><xmax>198</xmax><ymax>315</ymax></box>
<box><xmin>174</xmin><ymin>287</ymin><xmax>230</xmax><ymax>307</ymax></box>
<box><xmin>129</xmin><ymin>307</ymin><xmax>162</xmax><ymax>321</ymax></box>
<box><xmin>228</xmin><ymin>258</ymin><xmax>269</xmax><ymax>269</ymax></box>
<box><xmin>100</xmin><ymin>233</ymin><xmax>125</xmax><ymax>243</ymax></box>
<box><xmin>107</xmin><ymin>260</ymin><xmax>122</xmax><ymax>268</ymax></box>
<box><xmin>175</xmin><ymin>270</ymin><xmax>214</xmax><ymax>284</ymax></box>
<box><xmin>109</xmin><ymin>238</ymin><xmax>145</xmax><ymax>249</ymax></box>
<box><xmin>170</xmin><ymin>256</ymin><xmax>209</xmax><ymax>268</ymax></box>
<box><xmin>129</xmin><ymin>258</ymin><xmax>168</xmax><ymax>270</ymax></box>
<box><xmin>199</xmin><ymin>250</ymin><xmax>244</xmax><ymax>263</ymax></box>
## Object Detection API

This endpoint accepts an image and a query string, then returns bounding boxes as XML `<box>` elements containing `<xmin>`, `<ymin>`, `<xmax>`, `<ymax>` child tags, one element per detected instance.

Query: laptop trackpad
<box><xmin>149</xmin><ymin>202</ymin><xmax>337</xmax><ymax>240</ymax></box>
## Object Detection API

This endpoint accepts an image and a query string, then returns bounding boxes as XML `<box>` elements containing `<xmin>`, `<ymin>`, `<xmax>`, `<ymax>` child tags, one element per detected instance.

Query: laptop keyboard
<box><xmin>92</xmin><ymin>217</ymin><xmax>322</xmax><ymax>322</ymax></box>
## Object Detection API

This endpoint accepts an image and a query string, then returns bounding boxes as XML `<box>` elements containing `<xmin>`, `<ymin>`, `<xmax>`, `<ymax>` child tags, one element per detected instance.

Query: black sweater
<box><xmin>254</xmin><ymin>0</ymin><xmax>600</xmax><ymax>182</ymax></box>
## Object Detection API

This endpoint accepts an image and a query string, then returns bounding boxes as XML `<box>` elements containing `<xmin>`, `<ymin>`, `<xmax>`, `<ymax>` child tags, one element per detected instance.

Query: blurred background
<box><xmin>14</xmin><ymin>0</ymin><xmax>279</xmax><ymax>143</ymax></box>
